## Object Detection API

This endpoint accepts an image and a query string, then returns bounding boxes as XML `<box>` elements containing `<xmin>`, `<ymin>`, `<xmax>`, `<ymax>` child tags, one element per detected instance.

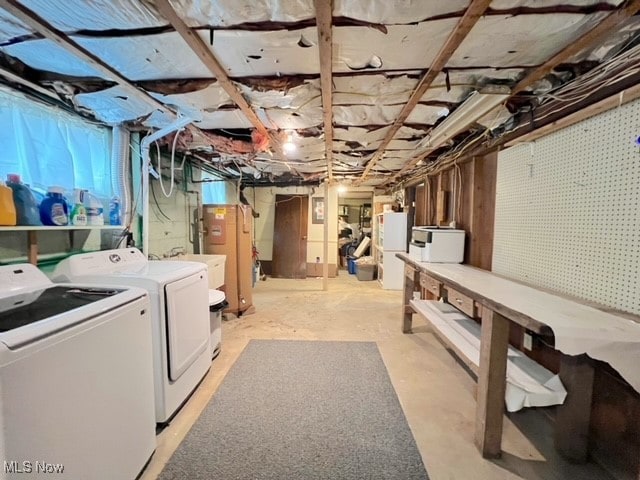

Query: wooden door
<box><xmin>272</xmin><ymin>195</ymin><xmax>308</xmax><ymax>278</ymax></box>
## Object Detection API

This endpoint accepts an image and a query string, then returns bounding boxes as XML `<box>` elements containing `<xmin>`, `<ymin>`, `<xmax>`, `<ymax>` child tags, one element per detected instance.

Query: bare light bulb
<box><xmin>283</xmin><ymin>131</ymin><xmax>296</xmax><ymax>154</ymax></box>
<box><xmin>283</xmin><ymin>141</ymin><xmax>296</xmax><ymax>154</ymax></box>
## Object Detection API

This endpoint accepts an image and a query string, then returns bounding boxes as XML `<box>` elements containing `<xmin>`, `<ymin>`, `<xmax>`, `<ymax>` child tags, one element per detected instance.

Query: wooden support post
<box><xmin>27</xmin><ymin>230</ymin><xmax>38</xmax><ymax>265</ymax></box>
<box><xmin>322</xmin><ymin>181</ymin><xmax>329</xmax><ymax>291</ymax></box>
<box><xmin>402</xmin><ymin>265</ymin><xmax>418</xmax><ymax>333</ymax></box>
<box><xmin>475</xmin><ymin>309</ymin><xmax>509</xmax><ymax>458</ymax></box>
<box><xmin>436</xmin><ymin>170</ymin><xmax>450</xmax><ymax>225</ymax></box>
<box><xmin>469</xmin><ymin>153</ymin><xmax>497</xmax><ymax>270</ymax></box>
<box><xmin>406</xmin><ymin>185</ymin><xmax>415</xmax><ymax>249</ymax></box>
<box><xmin>554</xmin><ymin>354</ymin><xmax>595</xmax><ymax>463</ymax></box>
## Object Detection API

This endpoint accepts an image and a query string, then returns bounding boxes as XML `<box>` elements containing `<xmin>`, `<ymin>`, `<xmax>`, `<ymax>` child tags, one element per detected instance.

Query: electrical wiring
<box><xmin>495</xmin><ymin>41</ymin><xmax>640</xmax><ymax>141</ymax></box>
<box><xmin>219</xmin><ymin>128</ymin><xmax>252</xmax><ymax>138</ymax></box>
<box><xmin>533</xmin><ymin>64</ymin><xmax>640</xmax><ymax>124</ymax></box>
<box><xmin>150</xmin><ymin>176</ymin><xmax>172</xmax><ymax>222</ymax></box>
<box><xmin>455</xmin><ymin>162</ymin><xmax>463</xmax><ymax>225</ymax></box>
<box><xmin>157</xmin><ymin>128</ymin><xmax>181</xmax><ymax>198</ymax></box>
<box><xmin>539</xmin><ymin>40</ymin><xmax>640</xmax><ymax>106</ymax></box>
<box><xmin>230</xmin><ymin>157</ymin><xmax>248</xmax><ymax>224</ymax></box>
<box><xmin>395</xmin><ymin>39</ymin><xmax>640</xmax><ymax>187</ymax></box>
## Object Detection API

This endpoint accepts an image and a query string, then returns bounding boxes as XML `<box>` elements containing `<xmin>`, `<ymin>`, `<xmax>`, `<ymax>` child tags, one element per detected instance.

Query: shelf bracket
<box><xmin>27</xmin><ymin>230</ymin><xmax>38</xmax><ymax>265</ymax></box>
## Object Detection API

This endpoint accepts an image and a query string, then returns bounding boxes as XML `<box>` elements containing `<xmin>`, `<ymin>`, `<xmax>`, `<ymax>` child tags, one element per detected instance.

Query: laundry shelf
<box><xmin>0</xmin><ymin>225</ymin><xmax>124</xmax><ymax>231</ymax></box>
<box><xmin>0</xmin><ymin>225</ymin><xmax>125</xmax><ymax>265</ymax></box>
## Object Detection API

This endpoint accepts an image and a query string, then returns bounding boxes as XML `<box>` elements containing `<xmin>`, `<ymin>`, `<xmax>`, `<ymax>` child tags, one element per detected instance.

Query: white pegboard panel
<box><xmin>493</xmin><ymin>99</ymin><xmax>640</xmax><ymax>316</ymax></box>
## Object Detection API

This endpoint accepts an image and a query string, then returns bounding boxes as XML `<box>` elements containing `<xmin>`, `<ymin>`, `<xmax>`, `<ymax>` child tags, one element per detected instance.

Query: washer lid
<box><xmin>0</xmin><ymin>263</ymin><xmax>51</xmax><ymax>296</ymax></box>
<box><xmin>0</xmin><ymin>286</ymin><xmax>125</xmax><ymax>333</ymax></box>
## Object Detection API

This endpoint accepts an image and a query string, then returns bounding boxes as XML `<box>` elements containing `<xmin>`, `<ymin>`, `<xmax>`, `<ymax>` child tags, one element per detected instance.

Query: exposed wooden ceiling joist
<box><xmin>507</xmin><ymin>83</ymin><xmax>640</xmax><ymax>147</ymax></box>
<box><xmin>512</xmin><ymin>0</ymin><xmax>640</xmax><ymax>94</ymax></box>
<box><xmin>154</xmin><ymin>0</ymin><xmax>274</xmax><ymax>145</ymax></box>
<box><xmin>0</xmin><ymin>64</ymin><xmax>60</xmax><ymax>101</ymax></box>
<box><xmin>0</xmin><ymin>0</ymin><xmax>174</xmax><ymax>117</ymax></box>
<box><xmin>357</xmin><ymin>0</ymin><xmax>492</xmax><ymax>184</ymax></box>
<box><xmin>313</xmin><ymin>0</ymin><xmax>334</xmax><ymax>182</ymax></box>
<box><xmin>385</xmin><ymin>0</ymin><xmax>640</xmax><ymax>188</ymax></box>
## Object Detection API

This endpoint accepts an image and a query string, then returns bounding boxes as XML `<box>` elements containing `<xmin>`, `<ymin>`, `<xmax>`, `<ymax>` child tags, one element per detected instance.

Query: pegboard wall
<box><xmin>493</xmin><ymin>99</ymin><xmax>640</xmax><ymax>316</ymax></box>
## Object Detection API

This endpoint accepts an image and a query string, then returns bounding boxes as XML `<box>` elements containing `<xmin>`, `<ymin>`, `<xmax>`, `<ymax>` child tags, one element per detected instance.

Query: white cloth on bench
<box><xmin>411</xmin><ymin>299</ymin><xmax>567</xmax><ymax>412</ymax></box>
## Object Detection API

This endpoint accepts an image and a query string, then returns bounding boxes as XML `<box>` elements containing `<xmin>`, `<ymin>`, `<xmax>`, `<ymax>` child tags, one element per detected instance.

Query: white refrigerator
<box><xmin>374</xmin><ymin>212</ymin><xmax>407</xmax><ymax>290</ymax></box>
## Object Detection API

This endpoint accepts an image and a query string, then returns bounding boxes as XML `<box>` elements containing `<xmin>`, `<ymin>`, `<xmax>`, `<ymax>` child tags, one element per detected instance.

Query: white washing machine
<box><xmin>52</xmin><ymin>248</ymin><xmax>211</xmax><ymax>424</ymax></box>
<box><xmin>0</xmin><ymin>263</ymin><xmax>156</xmax><ymax>480</ymax></box>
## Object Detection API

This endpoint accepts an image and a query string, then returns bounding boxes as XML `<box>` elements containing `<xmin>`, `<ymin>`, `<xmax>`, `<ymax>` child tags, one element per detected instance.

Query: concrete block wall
<box><xmin>245</xmin><ymin>185</ymin><xmax>339</xmax><ymax>265</ymax></box>
<box><xmin>146</xmin><ymin>176</ymin><xmax>199</xmax><ymax>258</ymax></box>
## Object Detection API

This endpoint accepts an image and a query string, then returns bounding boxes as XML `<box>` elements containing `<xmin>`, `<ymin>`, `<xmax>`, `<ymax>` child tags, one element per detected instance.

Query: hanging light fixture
<box><xmin>283</xmin><ymin>131</ymin><xmax>296</xmax><ymax>155</ymax></box>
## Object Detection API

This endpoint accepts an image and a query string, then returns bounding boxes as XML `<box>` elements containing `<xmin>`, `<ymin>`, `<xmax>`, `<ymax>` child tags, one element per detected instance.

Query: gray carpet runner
<box><xmin>159</xmin><ymin>339</ymin><xmax>429</xmax><ymax>479</ymax></box>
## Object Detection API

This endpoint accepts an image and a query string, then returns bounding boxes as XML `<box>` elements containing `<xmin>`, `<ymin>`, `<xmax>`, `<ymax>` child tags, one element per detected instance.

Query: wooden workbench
<box><xmin>397</xmin><ymin>252</ymin><xmax>640</xmax><ymax>461</ymax></box>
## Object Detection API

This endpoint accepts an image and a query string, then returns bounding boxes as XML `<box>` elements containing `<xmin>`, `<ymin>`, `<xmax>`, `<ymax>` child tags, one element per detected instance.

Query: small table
<box><xmin>397</xmin><ymin>252</ymin><xmax>640</xmax><ymax>461</ymax></box>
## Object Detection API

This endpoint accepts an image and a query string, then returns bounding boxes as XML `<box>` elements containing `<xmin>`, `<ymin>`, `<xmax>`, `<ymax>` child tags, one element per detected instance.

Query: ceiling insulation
<box><xmin>0</xmin><ymin>0</ymin><xmax>639</xmax><ymax>187</ymax></box>
<box><xmin>491</xmin><ymin>0</ymin><xmax>623</xmax><ymax>8</ymax></box>
<box><xmin>75</xmin><ymin>85</ymin><xmax>156</xmax><ymax>123</ymax></box>
<box><xmin>0</xmin><ymin>7</ymin><xmax>29</xmax><ymax>42</ymax></box>
<box><xmin>22</xmin><ymin>0</ymin><xmax>162</xmax><ymax>31</ymax></box>
<box><xmin>448</xmin><ymin>13</ymin><xmax>609</xmax><ymax>67</ymax></box>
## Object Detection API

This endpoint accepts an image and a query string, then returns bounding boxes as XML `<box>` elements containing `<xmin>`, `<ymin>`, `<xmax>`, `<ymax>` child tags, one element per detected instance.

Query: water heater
<box><xmin>202</xmin><ymin>204</ymin><xmax>255</xmax><ymax>316</ymax></box>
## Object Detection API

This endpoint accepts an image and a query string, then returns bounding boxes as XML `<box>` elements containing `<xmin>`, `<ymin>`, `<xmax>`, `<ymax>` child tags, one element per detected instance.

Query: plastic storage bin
<box><xmin>347</xmin><ymin>256</ymin><xmax>356</xmax><ymax>274</ymax></box>
<box><xmin>356</xmin><ymin>263</ymin><xmax>375</xmax><ymax>281</ymax></box>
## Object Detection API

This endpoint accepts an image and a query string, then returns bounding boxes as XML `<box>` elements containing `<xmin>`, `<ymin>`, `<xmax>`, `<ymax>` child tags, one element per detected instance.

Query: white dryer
<box><xmin>52</xmin><ymin>248</ymin><xmax>211</xmax><ymax>424</ymax></box>
<box><xmin>0</xmin><ymin>263</ymin><xmax>156</xmax><ymax>479</ymax></box>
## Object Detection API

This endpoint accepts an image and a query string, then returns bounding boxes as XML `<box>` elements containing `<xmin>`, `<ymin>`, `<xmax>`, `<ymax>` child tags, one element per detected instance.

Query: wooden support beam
<box><xmin>469</xmin><ymin>153</ymin><xmax>497</xmax><ymax>270</ymax></box>
<box><xmin>555</xmin><ymin>354</ymin><xmax>595</xmax><ymax>463</ymax></box>
<box><xmin>406</xmin><ymin>185</ymin><xmax>416</xmax><ymax>249</ymax></box>
<box><xmin>358</xmin><ymin>0</ymin><xmax>492</xmax><ymax>183</ymax></box>
<box><xmin>0</xmin><ymin>0</ymin><xmax>173</xmax><ymax>116</ymax></box>
<box><xmin>154</xmin><ymin>0</ymin><xmax>272</xmax><ymax>142</ymax></box>
<box><xmin>0</xmin><ymin>65</ymin><xmax>60</xmax><ymax>101</ymax></box>
<box><xmin>506</xmin><ymin>81</ymin><xmax>640</xmax><ymax>147</ymax></box>
<box><xmin>475</xmin><ymin>309</ymin><xmax>509</xmax><ymax>458</ymax></box>
<box><xmin>385</xmin><ymin>0</ymin><xmax>640</xmax><ymax>185</ymax></box>
<box><xmin>313</xmin><ymin>0</ymin><xmax>334</xmax><ymax>182</ymax></box>
<box><xmin>27</xmin><ymin>231</ymin><xmax>38</xmax><ymax>266</ymax></box>
<box><xmin>512</xmin><ymin>0</ymin><xmax>640</xmax><ymax>94</ymax></box>
<box><xmin>402</xmin><ymin>265</ymin><xmax>419</xmax><ymax>333</ymax></box>
<box><xmin>322</xmin><ymin>181</ymin><xmax>329</xmax><ymax>290</ymax></box>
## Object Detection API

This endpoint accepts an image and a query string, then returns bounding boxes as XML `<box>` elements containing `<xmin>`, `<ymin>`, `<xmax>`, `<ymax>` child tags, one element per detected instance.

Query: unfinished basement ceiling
<box><xmin>0</xmin><ymin>0</ymin><xmax>639</xmax><ymax>187</ymax></box>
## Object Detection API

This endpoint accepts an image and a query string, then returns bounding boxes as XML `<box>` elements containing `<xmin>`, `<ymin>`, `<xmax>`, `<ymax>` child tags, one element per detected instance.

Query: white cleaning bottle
<box><xmin>70</xmin><ymin>189</ymin><xmax>88</xmax><ymax>226</ymax></box>
<box><xmin>83</xmin><ymin>190</ymin><xmax>104</xmax><ymax>226</ymax></box>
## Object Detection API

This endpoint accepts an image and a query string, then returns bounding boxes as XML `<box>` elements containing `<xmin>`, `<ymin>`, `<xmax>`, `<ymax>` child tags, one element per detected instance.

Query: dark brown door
<box><xmin>272</xmin><ymin>195</ymin><xmax>308</xmax><ymax>278</ymax></box>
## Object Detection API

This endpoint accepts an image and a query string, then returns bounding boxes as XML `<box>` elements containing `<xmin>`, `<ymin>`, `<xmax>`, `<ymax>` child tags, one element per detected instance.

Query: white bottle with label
<box><xmin>70</xmin><ymin>189</ymin><xmax>88</xmax><ymax>226</ymax></box>
<box><xmin>83</xmin><ymin>190</ymin><xmax>104</xmax><ymax>226</ymax></box>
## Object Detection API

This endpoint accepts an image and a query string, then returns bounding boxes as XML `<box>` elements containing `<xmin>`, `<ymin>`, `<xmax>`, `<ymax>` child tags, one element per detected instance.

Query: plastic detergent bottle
<box><xmin>109</xmin><ymin>196</ymin><xmax>121</xmax><ymax>226</ymax></box>
<box><xmin>83</xmin><ymin>190</ymin><xmax>104</xmax><ymax>225</ymax></box>
<box><xmin>6</xmin><ymin>174</ymin><xmax>41</xmax><ymax>226</ymax></box>
<box><xmin>0</xmin><ymin>180</ymin><xmax>17</xmax><ymax>226</ymax></box>
<box><xmin>40</xmin><ymin>186</ymin><xmax>69</xmax><ymax>226</ymax></box>
<box><xmin>70</xmin><ymin>189</ymin><xmax>88</xmax><ymax>226</ymax></box>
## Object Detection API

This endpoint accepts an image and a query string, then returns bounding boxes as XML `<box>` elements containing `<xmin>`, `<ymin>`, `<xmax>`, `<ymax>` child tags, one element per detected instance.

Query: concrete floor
<box><xmin>141</xmin><ymin>271</ymin><xmax>613</xmax><ymax>480</ymax></box>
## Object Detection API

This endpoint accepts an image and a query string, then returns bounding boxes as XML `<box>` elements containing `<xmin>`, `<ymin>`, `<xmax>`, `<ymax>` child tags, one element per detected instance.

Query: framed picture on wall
<box><xmin>312</xmin><ymin>197</ymin><xmax>324</xmax><ymax>224</ymax></box>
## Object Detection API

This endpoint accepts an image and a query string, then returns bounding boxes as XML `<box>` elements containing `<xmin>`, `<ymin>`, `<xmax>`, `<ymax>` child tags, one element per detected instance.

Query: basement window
<box><xmin>0</xmin><ymin>87</ymin><xmax>113</xmax><ymax>201</ymax></box>
<box><xmin>201</xmin><ymin>171</ymin><xmax>228</xmax><ymax>204</ymax></box>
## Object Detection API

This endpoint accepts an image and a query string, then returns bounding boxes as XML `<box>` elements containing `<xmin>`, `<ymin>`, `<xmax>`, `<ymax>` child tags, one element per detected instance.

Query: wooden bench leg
<box><xmin>402</xmin><ymin>268</ymin><xmax>418</xmax><ymax>333</ymax></box>
<box><xmin>475</xmin><ymin>309</ymin><xmax>509</xmax><ymax>458</ymax></box>
<box><xmin>554</xmin><ymin>354</ymin><xmax>594</xmax><ymax>463</ymax></box>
